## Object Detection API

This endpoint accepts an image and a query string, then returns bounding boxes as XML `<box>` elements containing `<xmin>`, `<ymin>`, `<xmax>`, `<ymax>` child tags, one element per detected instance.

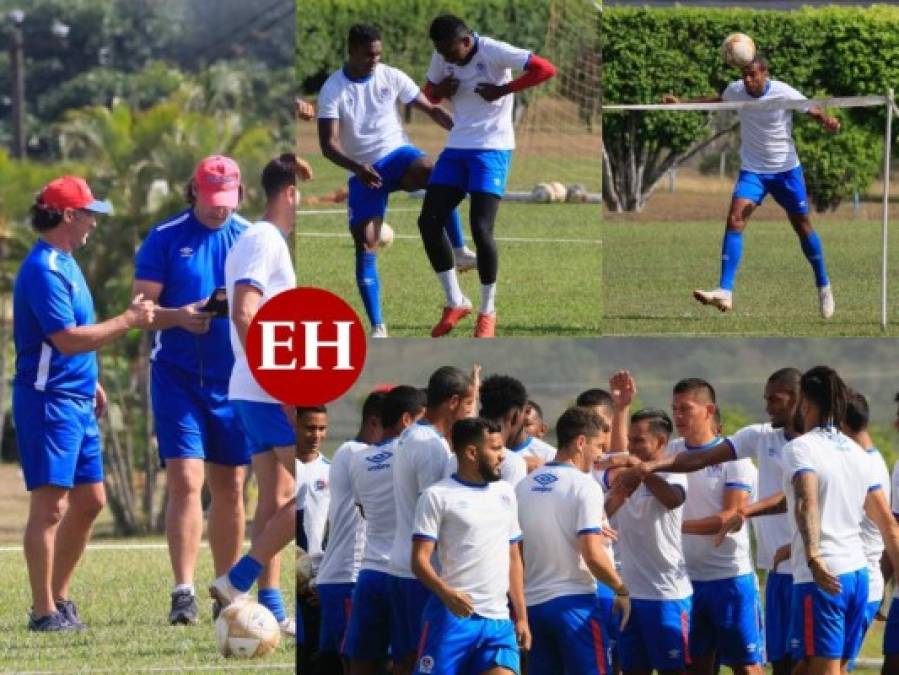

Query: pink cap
<box><xmin>194</xmin><ymin>155</ymin><xmax>240</xmax><ymax>208</ymax></box>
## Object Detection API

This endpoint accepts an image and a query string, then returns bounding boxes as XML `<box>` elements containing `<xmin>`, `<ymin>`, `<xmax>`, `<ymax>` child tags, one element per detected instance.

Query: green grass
<box><xmin>0</xmin><ymin>540</ymin><xmax>295</xmax><ymax>673</ymax></box>
<box><xmin>295</xmin><ymin>196</ymin><xmax>602</xmax><ymax>337</ymax></box>
<box><xmin>602</xmin><ymin>218</ymin><xmax>899</xmax><ymax>336</ymax></box>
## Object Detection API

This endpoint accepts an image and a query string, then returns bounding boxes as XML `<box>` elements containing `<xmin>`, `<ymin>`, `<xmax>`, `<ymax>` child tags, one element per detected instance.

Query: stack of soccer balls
<box><xmin>721</xmin><ymin>32</ymin><xmax>756</xmax><ymax>68</ymax></box>
<box><xmin>531</xmin><ymin>182</ymin><xmax>589</xmax><ymax>203</ymax></box>
<box><xmin>215</xmin><ymin>600</ymin><xmax>281</xmax><ymax>658</ymax></box>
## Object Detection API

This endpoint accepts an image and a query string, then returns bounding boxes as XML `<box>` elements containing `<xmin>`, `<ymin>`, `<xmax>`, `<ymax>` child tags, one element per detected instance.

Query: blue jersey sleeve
<box><xmin>28</xmin><ymin>267</ymin><xmax>76</xmax><ymax>336</ymax></box>
<box><xmin>134</xmin><ymin>229</ymin><xmax>167</xmax><ymax>283</ymax></box>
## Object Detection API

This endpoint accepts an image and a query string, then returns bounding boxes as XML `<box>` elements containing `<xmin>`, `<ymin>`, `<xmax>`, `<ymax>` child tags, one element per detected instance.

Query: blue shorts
<box><xmin>732</xmin><ymin>165</ymin><xmax>809</xmax><ymax>215</ymax></box>
<box><xmin>690</xmin><ymin>574</ymin><xmax>764</xmax><ymax>665</ymax></box>
<box><xmin>232</xmin><ymin>400</ymin><xmax>295</xmax><ymax>455</ymax></box>
<box><xmin>344</xmin><ymin>569</ymin><xmax>395</xmax><ymax>660</ymax></box>
<box><xmin>765</xmin><ymin>571</ymin><xmax>794</xmax><ymax>663</ymax></box>
<box><xmin>13</xmin><ymin>387</ymin><xmax>103</xmax><ymax>491</ymax></box>
<box><xmin>618</xmin><ymin>597</ymin><xmax>691</xmax><ymax>672</ymax></box>
<box><xmin>884</xmin><ymin>597</ymin><xmax>899</xmax><ymax>655</ymax></box>
<box><xmin>847</xmin><ymin>599</ymin><xmax>883</xmax><ymax>670</ymax></box>
<box><xmin>317</xmin><ymin>582</ymin><xmax>355</xmax><ymax>654</ymax></box>
<box><xmin>596</xmin><ymin>582</ymin><xmax>620</xmax><ymax>650</ymax></box>
<box><xmin>429</xmin><ymin>148</ymin><xmax>513</xmax><ymax>197</ymax></box>
<box><xmin>348</xmin><ymin>144</ymin><xmax>426</xmax><ymax>227</ymax></box>
<box><xmin>390</xmin><ymin>575</ymin><xmax>434</xmax><ymax>660</ymax></box>
<box><xmin>151</xmin><ymin>363</ymin><xmax>250</xmax><ymax>466</ymax></box>
<box><xmin>789</xmin><ymin>568</ymin><xmax>868</xmax><ymax>661</ymax></box>
<box><xmin>527</xmin><ymin>593</ymin><xmax>611</xmax><ymax>675</ymax></box>
<box><xmin>415</xmin><ymin>597</ymin><xmax>519</xmax><ymax>675</ymax></box>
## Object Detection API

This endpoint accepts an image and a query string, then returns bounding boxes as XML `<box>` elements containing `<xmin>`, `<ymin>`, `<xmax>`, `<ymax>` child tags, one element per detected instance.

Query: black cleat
<box><xmin>55</xmin><ymin>599</ymin><xmax>85</xmax><ymax>630</ymax></box>
<box><xmin>28</xmin><ymin>611</ymin><xmax>77</xmax><ymax>632</ymax></box>
<box><xmin>169</xmin><ymin>589</ymin><xmax>199</xmax><ymax>625</ymax></box>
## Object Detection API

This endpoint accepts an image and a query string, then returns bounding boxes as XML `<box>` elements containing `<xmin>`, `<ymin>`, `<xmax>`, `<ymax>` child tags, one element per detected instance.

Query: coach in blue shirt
<box><xmin>132</xmin><ymin>156</ymin><xmax>252</xmax><ymax>625</ymax></box>
<box><xmin>13</xmin><ymin>176</ymin><xmax>154</xmax><ymax>631</ymax></box>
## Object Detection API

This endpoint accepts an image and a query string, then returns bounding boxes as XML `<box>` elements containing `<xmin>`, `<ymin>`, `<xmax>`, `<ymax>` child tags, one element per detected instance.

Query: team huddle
<box><xmin>296</xmin><ymin>365</ymin><xmax>899</xmax><ymax>675</ymax></box>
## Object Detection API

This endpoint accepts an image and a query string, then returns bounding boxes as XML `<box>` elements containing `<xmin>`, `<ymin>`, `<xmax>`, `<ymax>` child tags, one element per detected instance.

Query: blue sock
<box><xmin>444</xmin><ymin>209</ymin><xmax>465</xmax><ymax>249</ymax></box>
<box><xmin>228</xmin><ymin>555</ymin><xmax>263</xmax><ymax>593</ymax></box>
<box><xmin>719</xmin><ymin>230</ymin><xmax>743</xmax><ymax>291</ymax></box>
<box><xmin>258</xmin><ymin>588</ymin><xmax>286</xmax><ymax>623</ymax></box>
<box><xmin>355</xmin><ymin>251</ymin><xmax>382</xmax><ymax>326</ymax></box>
<box><xmin>799</xmin><ymin>231</ymin><xmax>829</xmax><ymax>287</ymax></box>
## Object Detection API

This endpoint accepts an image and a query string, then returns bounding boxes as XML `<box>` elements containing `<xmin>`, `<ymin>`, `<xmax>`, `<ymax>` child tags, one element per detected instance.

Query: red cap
<box><xmin>194</xmin><ymin>155</ymin><xmax>240</xmax><ymax>208</ymax></box>
<box><xmin>39</xmin><ymin>176</ymin><xmax>113</xmax><ymax>214</ymax></box>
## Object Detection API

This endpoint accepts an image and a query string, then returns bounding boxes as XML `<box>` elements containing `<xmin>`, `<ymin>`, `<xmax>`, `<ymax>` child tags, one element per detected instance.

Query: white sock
<box><xmin>438</xmin><ymin>270</ymin><xmax>465</xmax><ymax>306</ymax></box>
<box><xmin>174</xmin><ymin>583</ymin><xmax>195</xmax><ymax>596</ymax></box>
<box><xmin>480</xmin><ymin>283</ymin><xmax>496</xmax><ymax>315</ymax></box>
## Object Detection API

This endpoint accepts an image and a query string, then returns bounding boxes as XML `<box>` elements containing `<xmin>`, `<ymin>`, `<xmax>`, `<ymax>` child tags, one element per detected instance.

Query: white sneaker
<box><xmin>693</xmin><ymin>288</ymin><xmax>733</xmax><ymax>313</ymax></box>
<box><xmin>818</xmin><ymin>284</ymin><xmax>835</xmax><ymax>319</ymax></box>
<box><xmin>454</xmin><ymin>247</ymin><xmax>478</xmax><ymax>273</ymax></box>
<box><xmin>370</xmin><ymin>324</ymin><xmax>388</xmax><ymax>338</ymax></box>
<box><xmin>279</xmin><ymin>617</ymin><xmax>296</xmax><ymax>637</ymax></box>
<box><xmin>209</xmin><ymin>574</ymin><xmax>248</xmax><ymax>608</ymax></box>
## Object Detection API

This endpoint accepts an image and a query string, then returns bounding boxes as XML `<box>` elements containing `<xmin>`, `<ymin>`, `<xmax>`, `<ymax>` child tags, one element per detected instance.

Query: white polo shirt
<box><xmin>297</xmin><ymin>453</ymin><xmax>331</xmax><ymax>572</ymax></box>
<box><xmin>860</xmin><ymin>447</ymin><xmax>890</xmax><ymax>602</ymax></box>
<box><xmin>316</xmin><ymin>439</ymin><xmax>367</xmax><ymax>585</ymax></box>
<box><xmin>510</xmin><ymin>435</ymin><xmax>557</xmax><ymax>464</ymax></box>
<box><xmin>349</xmin><ymin>437</ymin><xmax>400</xmax><ymax>575</ymax></box>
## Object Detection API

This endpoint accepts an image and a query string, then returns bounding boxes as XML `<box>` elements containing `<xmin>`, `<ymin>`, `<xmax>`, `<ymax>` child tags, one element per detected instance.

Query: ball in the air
<box><xmin>531</xmin><ymin>183</ymin><xmax>553</xmax><ymax>203</ymax></box>
<box><xmin>721</xmin><ymin>33</ymin><xmax>756</xmax><ymax>68</ymax></box>
<box><xmin>215</xmin><ymin>601</ymin><xmax>281</xmax><ymax>658</ymax></box>
<box><xmin>379</xmin><ymin>222</ymin><xmax>395</xmax><ymax>249</ymax></box>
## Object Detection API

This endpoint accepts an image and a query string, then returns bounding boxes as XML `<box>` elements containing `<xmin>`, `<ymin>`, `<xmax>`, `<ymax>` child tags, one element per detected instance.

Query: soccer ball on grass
<box><xmin>215</xmin><ymin>600</ymin><xmax>281</xmax><ymax>658</ymax></box>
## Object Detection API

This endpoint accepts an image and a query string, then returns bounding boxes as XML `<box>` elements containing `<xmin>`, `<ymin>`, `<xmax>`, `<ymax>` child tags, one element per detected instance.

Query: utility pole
<box><xmin>9</xmin><ymin>12</ymin><xmax>25</xmax><ymax>159</ymax></box>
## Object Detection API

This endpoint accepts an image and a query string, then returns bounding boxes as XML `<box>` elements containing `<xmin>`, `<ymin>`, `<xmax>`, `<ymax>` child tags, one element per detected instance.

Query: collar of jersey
<box><xmin>751</xmin><ymin>79</ymin><xmax>772</xmax><ymax>98</ymax></box>
<box><xmin>458</xmin><ymin>34</ymin><xmax>480</xmax><ymax>67</ymax></box>
<box><xmin>685</xmin><ymin>436</ymin><xmax>722</xmax><ymax>451</ymax></box>
<box><xmin>814</xmin><ymin>424</ymin><xmax>837</xmax><ymax>433</ymax></box>
<box><xmin>866</xmin><ymin>446</ymin><xmax>878</xmax><ymax>453</ymax></box>
<box><xmin>545</xmin><ymin>461</ymin><xmax>576</xmax><ymax>469</ymax></box>
<box><xmin>372</xmin><ymin>436</ymin><xmax>395</xmax><ymax>447</ymax></box>
<box><xmin>451</xmin><ymin>473</ymin><xmax>488</xmax><ymax>488</ymax></box>
<box><xmin>343</xmin><ymin>65</ymin><xmax>374</xmax><ymax>83</ymax></box>
<box><xmin>509</xmin><ymin>436</ymin><xmax>533</xmax><ymax>452</ymax></box>
<box><xmin>36</xmin><ymin>238</ymin><xmax>70</xmax><ymax>258</ymax></box>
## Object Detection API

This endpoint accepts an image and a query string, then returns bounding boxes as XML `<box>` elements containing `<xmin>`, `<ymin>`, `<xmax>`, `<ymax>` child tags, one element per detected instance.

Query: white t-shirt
<box><xmin>610</xmin><ymin>471</ymin><xmax>691</xmax><ymax>600</ymax></box>
<box><xmin>316</xmin><ymin>440</ymin><xmax>367</xmax><ymax>585</ymax></box>
<box><xmin>510</xmin><ymin>435</ymin><xmax>557</xmax><ymax>464</ymax></box>
<box><xmin>445</xmin><ymin>447</ymin><xmax>527</xmax><ymax>487</ymax></box>
<box><xmin>721</xmin><ymin>79</ymin><xmax>810</xmax><ymax>174</ymax></box>
<box><xmin>296</xmin><ymin>453</ymin><xmax>331</xmax><ymax>572</ymax></box>
<box><xmin>426</xmin><ymin>35</ymin><xmax>531</xmax><ymax>150</ymax></box>
<box><xmin>671</xmin><ymin>437</ymin><xmax>756</xmax><ymax>581</ymax></box>
<box><xmin>389</xmin><ymin>421</ymin><xmax>451</xmax><ymax>579</ymax></box>
<box><xmin>350</xmin><ymin>437</ymin><xmax>400</xmax><ymax>575</ymax></box>
<box><xmin>225</xmin><ymin>220</ymin><xmax>296</xmax><ymax>403</ymax></box>
<box><xmin>861</xmin><ymin>448</ymin><xmax>890</xmax><ymax>602</ymax></box>
<box><xmin>782</xmin><ymin>428</ymin><xmax>879</xmax><ymax>583</ymax></box>
<box><xmin>317</xmin><ymin>63</ymin><xmax>420</xmax><ymax>167</ymax></box>
<box><xmin>516</xmin><ymin>462</ymin><xmax>608</xmax><ymax>606</ymax></box>
<box><xmin>727</xmin><ymin>423</ymin><xmax>793</xmax><ymax>572</ymax></box>
<box><xmin>413</xmin><ymin>475</ymin><xmax>522</xmax><ymax>619</ymax></box>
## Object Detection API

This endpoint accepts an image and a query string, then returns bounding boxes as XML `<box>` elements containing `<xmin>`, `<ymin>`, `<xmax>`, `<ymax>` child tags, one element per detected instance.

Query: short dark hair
<box><xmin>576</xmin><ymin>388</ymin><xmax>613</xmax><ymax>411</ymax></box>
<box><xmin>451</xmin><ymin>417</ymin><xmax>500</xmax><ymax>454</ymax></box>
<box><xmin>844</xmin><ymin>389</ymin><xmax>869</xmax><ymax>433</ymax></box>
<box><xmin>479</xmin><ymin>374</ymin><xmax>528</xmax><ymax>422</ymax></box>
<box><xmin>673</xmin><ymin>378</ymin><xmax>716</xmax><ymax>403</ymax></box>
<box><xmin>747</xmin><ymin>54</ymin><xmax>769</xmax><ymax>71</ymax></box>
<box><xmin>767</xmin><ymin>367</ymin><xmax>801</xmax><ymax>392</ymax></box>
<box><xmin>348</xmin><ymin>24</ymin><xmax>381</xmax><ymax>49</ymax></box>
<box><xmin>429</xmin><ymin>14</ymin><xmax>469</xmax><ymax>44</ymax></box>
<box><xmin>297</xmin><ymin>405</ymin><xmax>327</xmax><ymax>419</ymax></box>
<box><xmin>30</xmin><ymin>201</ymin><xmax>64</xmax><ymax>232</ymax></box>
<box><xmin>631</xmin><ymin>408</ymin><xmax>674</xmax><ymax>439</ymax></box>
<box><xmin>361</xmin><ymin>390</ymin><xmax>388</xmax><ymax>424</ymax></box>
<box><xmin>556</xmin><ymin>407</ymin><xmax>603</xmax><ymax>449</ymax></box>
<box><xmin>527</xmin><ymin>400</ymin><xmax>544</xmax><ymax>420</ymax></box>
<box><xmin>381</xmin><ymin>385</ymin><xmax>426</xmax><ymax>428</ymax></box>
<box><xmin>426</xmin><ymin>366</ymin><xmax>472</xmax><ymax>408</ymax></box>
<box><xmin>261</xmin><ymin>153</ymin><xmax>301</xmax><ymax>199</ymax></box>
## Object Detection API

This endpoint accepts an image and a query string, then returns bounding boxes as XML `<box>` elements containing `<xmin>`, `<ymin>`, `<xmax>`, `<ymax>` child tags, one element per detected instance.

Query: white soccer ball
<box><xmin>548</xmin><ymin>182</ymin><xmax>568</xmax><ymax>203</ymax></box>
<box><xmin>379</xmin><ymin>222</ymin><xmax>395</xmax><ymax>249</ymax></box>
<box><xmin>215</xmin><ymin>600</ymin><xmax>281</xmax><ymax>659</ymax></box>
<box><xmin>721</xmin><ymin>33</ymin><xmax>756</xmax><ymax>69</ymax></box>
<box><xmin>566</xmin><ymin>183</ymin><xmax>588</xmax><ymax>203</ymax></box>
<box><xmin>531</xmin><ymin>183</ymin><xmax>553</xmax><ymax>203</ymax></box>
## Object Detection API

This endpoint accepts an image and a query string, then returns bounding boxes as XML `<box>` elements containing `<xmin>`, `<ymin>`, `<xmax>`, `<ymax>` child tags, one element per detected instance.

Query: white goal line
<box><xmin>603</xmin><ymin>94</ymin><xmax>888</xmax><ymax>112</ymax></box>
<box><xmin>0</xmin><ymin>542</ymin><xmax>250</xmax><ymax>553</ymax></box>
<box><xmin>298</xmin><ymin>232</ymin><xmax>601</xmax><ymax>245</ymax></box>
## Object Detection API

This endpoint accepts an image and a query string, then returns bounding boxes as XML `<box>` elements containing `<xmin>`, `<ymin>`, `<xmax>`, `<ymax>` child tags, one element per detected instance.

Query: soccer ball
<box><xmin>566</xmin><ymin>184</ymin><xmax>588</xmax><ymax>203</ymax></box>
<box><xmin>215</xmin><ymin>600</ymin><xmax>281</xmax><ymax>658</ymax></box>
<box><xmin>379</xmin><ymin>222</ymin><xmax>395</xmax><ymax>249</ymax></box>
<box><xmin>548</xmin><ymin>182</ymin><xmax>568</xmax><ymax>203</ymax></box>
<box><xmin>531</xmin><ymin>183</ymin><xmax>553</xmax><ymax>203</ymax></box>
<box><xmin>721</xmin><ymin>33</ymin><xmax>756</xmax><ymax>68</ymax></box>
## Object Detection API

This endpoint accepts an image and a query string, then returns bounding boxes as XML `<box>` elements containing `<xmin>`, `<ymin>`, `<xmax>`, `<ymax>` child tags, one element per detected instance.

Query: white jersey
<box><xmin>721</xmin><ymin>79</ymin><xmax>809</xmax><ymax>174</ymax></box>
<box><xmin>296</xmin><ymin>453</ymin><xmax>331</xmax><ymax>572</ymax></box>
<box><xmin>389</xmin><ymin>421</ymin><xmax>451</xmax><ymax>579</ymax></box>
<box><xmin>413</xmin><ymin>476</ymin><xmax>522</xmax><ymax>619</ymax></box>
<box><xmin>610</xmin><ymin>471</ymin><xmax>691</xmax><ymax>600</ymax></box>
<box><xmin>861</xmin><ymin>448</ymin><xmax>890</xmax><ymax>602</ymax></box>
<box><xmin>516</xmin><ymin>462</ymin><xmax>608</xmax><ymax>606</ymax></box>
<box><xmin>727</xmin><ymin>424</ymin><xmax>793</xmax><ymax>572</ymax></box>
<box><xmin>670</xmin><ymin>437</ymin><xmax>756</xmax><ymax>581</ymax></box>
<box><xmin>783</xmin><ymin>428</ymin><xmax>879</xmax><ymax>583</ymax></box>
<box><xmin>350</xmin><ymin>437</ymin><xmax>400</xmax><ymax>574</ymax></box>
<box><xmin>317</xmin><ymin>63</ymin><xmax>420</xmax><ymax>167</ymax></box>
<box><xmin>316</xmin><ymin>440</ymin><xmax>367</xmax><ymax>585</ymax></box>
<box><xmin>445</xmin><ymin>447</ymin><xmax>527</xmax><ymax>487</ymax></box>
<box><xmin>891</xmin><ymin>461</ymin><xmax>899</xmax><ymax>599</ymax></box>
<box><xmin>426</xmin><ymin>35</ymin><xmax>531</xmax><ymax>150</ymax></box>
<box><xmin>509</xmin><ymin>435</ymin><xmax>557</xmax><ymax>464</ymax></box>
<box><xmin>225</xmin><ymin>220</ymin><xmax>296</xmax><ymax>403</ymax></box>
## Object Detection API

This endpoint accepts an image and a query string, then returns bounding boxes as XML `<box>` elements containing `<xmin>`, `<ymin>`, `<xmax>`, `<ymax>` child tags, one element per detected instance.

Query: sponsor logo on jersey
<box><xmin>179</xmin><ymin>246</ymin><xmax>193</xmax><ymax>257</ymax></box>
<box><xmin>419</xmin><ymin>655</ymin><xmax>435</xmax><ymax>673</ymax></box>
<box><xmin>476</xmin><ymin>62</ymin><xmax>487</xmax><ymax>75</ymax></box>
<box><xmin>366</xmin><ymin>451</ymin><xmax>393</xmax><ymax>471</ymax></box>
<box><xmin>314</xmin><ymin>479</ymin><xmax>328</xmax><ymax>491</ymax></box>
<box><xmin>532</xmin><ymin>472</ymin><xmax>558</xmax><ymax>492</ymax></box>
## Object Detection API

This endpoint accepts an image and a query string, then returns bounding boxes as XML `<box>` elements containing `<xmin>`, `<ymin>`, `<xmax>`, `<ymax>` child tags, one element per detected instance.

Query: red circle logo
<box><xmin>247</xmin><ymin>287</ymin><xmax>367</xmax><ymax>406</ymax></box>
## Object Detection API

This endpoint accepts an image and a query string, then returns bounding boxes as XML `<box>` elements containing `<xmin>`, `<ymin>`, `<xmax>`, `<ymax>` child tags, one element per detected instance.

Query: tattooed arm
<box><xmin>793</xmin><ymin>471</ymin><xmax>841</xmax><ymax>595</ymax></box>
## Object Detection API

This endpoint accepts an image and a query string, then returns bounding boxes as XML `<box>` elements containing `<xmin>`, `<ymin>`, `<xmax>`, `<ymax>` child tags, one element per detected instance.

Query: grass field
<box><xmin>604</xmin><ymin>177</ymin><xmax>899</xmax><ymax>337</ymax></box>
